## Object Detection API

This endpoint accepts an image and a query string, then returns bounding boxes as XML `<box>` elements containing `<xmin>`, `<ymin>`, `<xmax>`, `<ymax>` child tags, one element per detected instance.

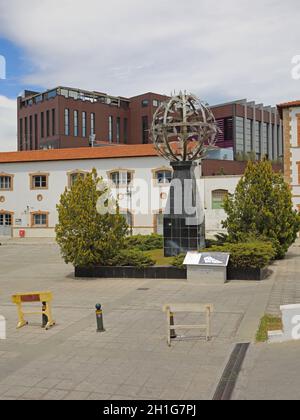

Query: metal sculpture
<box><xmin>150</xmin><ymin>92</ymin><xmax>219</xmax><ymax>257</ymax></box>
<box><xmin>151</xmin><ymin>92</ymin><xmax>218</xmax><ymax>162</ymax></box>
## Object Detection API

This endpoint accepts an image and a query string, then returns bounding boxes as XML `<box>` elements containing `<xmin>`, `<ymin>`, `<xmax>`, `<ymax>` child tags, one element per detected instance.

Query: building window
<box><xmin>224</xmin><ymin>118</ymin><xmax>233</xmax><ymax>141</ymax></box>
<box><xmin>19</xmin><ymin>118</ymin><xmax>23</xmax><ymax>151</ymax></box>
<box><xmin>153</xmin><ymin>99</ymin><xmax>159</xmax><ymax>107</ymax></box>
<box><xmin>46</xmin><ymin>110</ymin><xmax>50</xmax><ymax>137</ymax></box>
<box><xmin>124</xmin><ymin>118</ymin><xmax>128</xmax><ymax>144</ymax></box>
<box><xmin>74</xmin><ymin>110</ymin><xmax>79</xmax><ymax>137</ymax></box>
<box><xmin>82</xmin><ymin>111</ymin><xmax>87</xmax><ymax>137</ymax></box>
<box><xmin>109</xmin><ymin>116</ymin><xmax>114</xmax><ymax>143</ymax></box>
<box><xmin>67</xmin><ymin>171</ymin><xmax>87</xmax><ymax>188</ymax></box>
<box><xmin>30</xmin><ymin>174</ymin><xmax>49</xmax><ymax>190</ymax></box>
<box><xmin>212</xmin><ymin>190</ymin><xmax>228</xmax><ymax>210</ymax></box>
<box><xmin>25</xmin><ymin>117</ymin><xmax>28</xmax><ymax>149</ymax></box>
<box><xmin>64</xmin><ymin>109</ymin><xmax>70</xmax><ymax>136</ymax></box>
<box><xmin>34</xmin><ymin>114</ymin><xmax>38</xmax><ymax>149</ymax></box>
<box><xmin>52</xmin><ymin>109</ymin><xmax>56</xmax><ymax>136</ymax></box>
<box><xmin>154</xmin><ymin>169</ymin><xmax>172</xmax><ymax>185</ymax></box>
<box><xmin>29</xmin><ymin>115</ymin><xmax>33</xmax><ymax>149</ymax></box>
<box><xmin>142</xmin><ymin>116</ymin><xmax>149</xmax><ymax>144</ymax></box>
<box><xmin>108</xmin><ymin>170</ymin><xmax>133</xmax><ymax>187</ymax></box>
<box><xmin>116</xmin><ymin>117</ymin><xmax>121</xmax><ymax>144</ymax></box>
<box><xmin>31</xmin><ymin>212</ymin><xmax>49</xmax><ymax>227</ymax></box>
<box><xmin>0</xmin><ymin>174</ymin><xmax>13</xmax><ymax>191</ymax></box>
<box><xmin>142</xmin><ymin>99</ymin><xmax>149</xmax><ymax>107</ymax></box>
<box><xmin>41</xmin><ymin>112</ymin><xmax>44</xmax><ymax>138</ymax></box>
<box><xmin>47</xmin><ymin>89</ymin><xmax>57</xmax><ymax>100</ymax></box>
<box><xmin>91</xmin><ymin>113</ymin><xmax>95</xmax><ymax>136</ymax></box>
<box><xmin>0</xmin><ymin>212</ymin><xmax>12</xmax><ymax>226</ymax></box>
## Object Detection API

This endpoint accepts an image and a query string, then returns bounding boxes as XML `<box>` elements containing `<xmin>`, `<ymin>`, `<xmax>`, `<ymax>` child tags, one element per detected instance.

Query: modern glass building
<box><xmin>211</xmin><ymin>99</ymin><xmax>283</xmax><ymax>161</ymax></box>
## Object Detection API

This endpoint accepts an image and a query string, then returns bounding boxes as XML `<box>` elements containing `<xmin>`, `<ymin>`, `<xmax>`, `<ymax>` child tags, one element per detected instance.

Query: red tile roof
<box><xmin>277</xmin><ymin>100</ymin><xmax>300</xmax><ymax>109</ymax></box>
<box><xmin>0</xmin><ymin>144</ymin><xmax>159</xmax><ymax>164</ymax></box>
<box><xmin>277</xmin><ymin>100</ymin><xmax>300</xmax><ymax>117</ymax></box>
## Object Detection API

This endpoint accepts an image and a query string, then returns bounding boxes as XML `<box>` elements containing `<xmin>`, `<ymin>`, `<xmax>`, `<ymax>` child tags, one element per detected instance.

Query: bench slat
<box><xmin>163</xmin><ymin>303</ymin><xmax>213</xmax><ymax>313</ymax></box>
<box><xmin>171</xmin><ymin>325</ymin><xmax>207</xmax><ymax>330</ymax></box>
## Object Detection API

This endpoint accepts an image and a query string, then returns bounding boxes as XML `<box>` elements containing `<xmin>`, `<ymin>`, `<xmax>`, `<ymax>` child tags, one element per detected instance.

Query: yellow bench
<box><xmin>11</xmin><ymin>291</ymin><xmax>55</xmax><ymax>330</ymax></box>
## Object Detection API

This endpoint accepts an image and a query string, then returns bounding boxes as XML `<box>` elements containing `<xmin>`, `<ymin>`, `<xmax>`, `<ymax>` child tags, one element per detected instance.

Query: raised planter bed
<box><xmin>75</xmin><ymin>265</ymin><xmax>187</xmax><ymax>279</ymax></box>
<box><xmin>227</xmin><ymin>266</ymin><xmax>270</xmax><ymax>281</ymax></box>
<box><xmin>75</xmin><ymin>264</ymin><xmax>270</xmax><ymax>281</ymax></box>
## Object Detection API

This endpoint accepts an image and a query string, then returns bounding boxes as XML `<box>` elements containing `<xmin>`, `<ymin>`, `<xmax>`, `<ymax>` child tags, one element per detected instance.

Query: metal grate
<box><xmin>213</xmin><ymin>342</ymin><xmax>250</xmax><ymax>400</ymax></box>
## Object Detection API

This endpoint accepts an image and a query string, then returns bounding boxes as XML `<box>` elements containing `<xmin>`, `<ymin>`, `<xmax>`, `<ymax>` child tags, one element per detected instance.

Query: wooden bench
<box><xmin>163</xmin><ymin>303</ymin><xmax>213</xmax><ymax>346</ymax></box>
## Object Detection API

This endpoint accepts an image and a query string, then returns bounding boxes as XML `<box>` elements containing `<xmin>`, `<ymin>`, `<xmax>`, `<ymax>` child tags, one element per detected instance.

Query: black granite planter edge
<box><xmin>75</xmin><ymin>265</ymin><xmax>187</xmax><ymax>279</ymax></box>
<box><xmin>227</xmin><ymin>266</ymin><xmax>270</xmax><ymax>281</ymax></box>
<box><xmin>75</xmin><ymin>265</ymin><xmax>270</xmax><ymax>281</ymax></box>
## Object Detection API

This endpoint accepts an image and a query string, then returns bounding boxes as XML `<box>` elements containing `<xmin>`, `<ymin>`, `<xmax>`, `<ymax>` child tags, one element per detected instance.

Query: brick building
<box><xmin>17</xmin><ymin>88</ymin><xmax>283</xmax><ymax>161</ymax></box>
<box><xmin>17</xmin><ymin>87</ymin><xmax>167</xmax><ymax>150</ymax></box>
<box><xmin>211</xmin><ymin>99</ymin><xmax>283</xmax><ymax>161</ymax></box>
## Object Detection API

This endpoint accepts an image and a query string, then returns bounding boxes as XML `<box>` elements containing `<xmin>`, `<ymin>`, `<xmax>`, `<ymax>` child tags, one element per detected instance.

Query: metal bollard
<box><xmin>95</xmin><ymin>304</ymin><xmax>105</xmax><ymax>333</ymax></box>
<box><xmin>170</xmin><ymin>312</ymin><xmax>177</xmax><ymax>339</ymax></box>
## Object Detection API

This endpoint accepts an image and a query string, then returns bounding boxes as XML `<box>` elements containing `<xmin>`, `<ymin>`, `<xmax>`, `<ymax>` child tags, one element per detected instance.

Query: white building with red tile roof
<box><xmin>0</xmin><ymin>144</ymin><xmax>243</xmax><ymax>238</ymax></box>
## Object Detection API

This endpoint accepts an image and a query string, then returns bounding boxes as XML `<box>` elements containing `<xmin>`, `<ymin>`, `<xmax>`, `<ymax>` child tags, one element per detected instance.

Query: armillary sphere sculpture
<box><xmin>151</xmin><ymin>92</ymin><xmax>219</xmax><ymax>162</ymax></box>
<box><xmin>150</xmin><ymin>92</ymin><xmax>219</xmax><ymax>257</ymax></box>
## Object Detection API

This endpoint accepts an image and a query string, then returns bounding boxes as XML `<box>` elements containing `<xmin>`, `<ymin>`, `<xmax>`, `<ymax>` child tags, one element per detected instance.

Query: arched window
<box><xmin>212</xmin><ymin>190</ymin><xmax>228</xmax><ymax>210</ymax></box>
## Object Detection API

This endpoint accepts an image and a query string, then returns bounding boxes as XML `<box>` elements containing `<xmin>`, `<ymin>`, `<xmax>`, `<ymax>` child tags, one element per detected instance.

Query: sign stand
<box><xmin>184</xmin><ymin>252</ymin><xmax>230</xmax><ymax>285</ymax></box>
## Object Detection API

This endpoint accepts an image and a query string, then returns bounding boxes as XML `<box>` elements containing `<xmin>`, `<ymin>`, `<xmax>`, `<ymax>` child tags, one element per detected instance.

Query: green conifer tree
<box><xmin>55</xmin><ymin>169</ymin><xmax>128</xmax><ymax>267</ymax></box>
<box><xmin>222</xmin><ymin>160</ymin><xmax>300</xmax><ymax>259</ymax></box>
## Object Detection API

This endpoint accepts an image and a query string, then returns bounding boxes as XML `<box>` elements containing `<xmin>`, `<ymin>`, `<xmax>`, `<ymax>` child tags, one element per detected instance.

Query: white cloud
<box><xmin>0</xmin><ymin>0</ymin><xmax>300</xmax><ymax>115</ymax></box>
<box><xmin>0</xmin><ymin>96</ymin><xmax>17</xmax><ymax>151</ymax></box>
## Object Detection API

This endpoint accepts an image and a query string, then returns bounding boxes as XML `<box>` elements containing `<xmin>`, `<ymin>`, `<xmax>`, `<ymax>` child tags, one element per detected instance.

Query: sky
<box><xmin>0</xmin><ymin>0</ymin><xmax>300</xmax><ymax>152</ymax></box>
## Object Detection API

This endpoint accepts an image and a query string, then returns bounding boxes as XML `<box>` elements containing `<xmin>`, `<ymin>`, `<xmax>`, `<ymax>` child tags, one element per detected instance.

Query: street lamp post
<box><xmin>126</xmin><ymin>184</ymin><xmax>133</xmax><ymax>236</ymax></box>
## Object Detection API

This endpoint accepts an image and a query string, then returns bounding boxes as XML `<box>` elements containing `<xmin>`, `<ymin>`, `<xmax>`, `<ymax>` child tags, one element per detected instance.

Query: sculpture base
<box><xmin>164</xmin><ymin>216</ymin><xmax>205</xmax><ymax>257</ymax></box>
<box><xmin>163</xmin><ymin>161</ymin><xmax>205</xmax><ymax>257</ymax></box>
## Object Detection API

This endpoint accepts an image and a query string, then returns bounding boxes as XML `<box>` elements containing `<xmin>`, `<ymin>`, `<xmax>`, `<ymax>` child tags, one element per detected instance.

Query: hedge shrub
<box><xmin>205</xmin><ymin>241</ymin><xmax>275</xmax><ymax>269</ymax></box>
<box><xmin>125</xmin><ymin>234</ymin><xmax>163</xmax><ymax>251</ymax></box>
<box><xmin>171</xmin><ymin>254</ymin><xmax>186</xmax><ymax>269</ymax></box>
<box><xmin>171</xmin><ymin>241</ymin><xmax>275</xmax><ymax>270</ymax></box>
<box><xmin>107</xmin><ymin>249</ymin><xmax>156</xmax><ymax>268</ymax></box>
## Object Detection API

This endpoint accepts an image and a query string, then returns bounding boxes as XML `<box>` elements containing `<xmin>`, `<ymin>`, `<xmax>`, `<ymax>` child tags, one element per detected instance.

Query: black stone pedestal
<box><xmin>164</xmin><ymin>161</ymin><xmax>205</xmax><ymax>257</ymax></box>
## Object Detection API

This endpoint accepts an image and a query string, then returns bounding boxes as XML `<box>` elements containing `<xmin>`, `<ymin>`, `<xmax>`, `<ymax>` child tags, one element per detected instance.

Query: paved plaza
<box><xmin>0</xmin><ymin>239</ymin><xmax>299</xmax><ymax>400</ymax></box>
<box><xmin>233</xmin><ymin>239</ymin><xmax>300</xmax><ymax>400</ymax></box>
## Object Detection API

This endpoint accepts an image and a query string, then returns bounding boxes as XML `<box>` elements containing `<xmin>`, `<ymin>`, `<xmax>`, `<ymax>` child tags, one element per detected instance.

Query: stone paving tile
<box><xmin>233</xmin><ymin>241</ymin><xmax>300</xmax><ymax>400</ymax></box>
<box><xmin>2</xmin><ymin>386</ymin><xmax>29</xmax><ymax>398</ymax></box>
<box><xmin>0</xmin><ymin>242</ymin><xmax>279</xmax><ymax>400</ymax></box>
<box><xmin>64</xmin><ymin>391</ymin><xmax>90</xmax><ymax>400</ymax></box>
<box><xmin>36</xmin><ymin>378</ymin><xmax>62</xmax><ymax>389</ymax></box>
<box><xmin>42</xmin><ymin>389</ymin><xmax>69</xmax><ymax>400</ymax></box>
<box><xmin>233</xmin><ymin>340</ymin><xmax>300</xmax><ymax>399</ymax></box>
<box><xmin>87</xmin><ymin>393</ymin><xmax>112</xmax><ymax>400</ymax></box>
<box><xmin>266</xmin><ymin>241</ymin><xmax>300</xmax><ymax>315</ymax></box>
<box><xmin>20</xmin><ymin>387</ymin><xmax>49</xmax><ymax>400</ymax></box>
